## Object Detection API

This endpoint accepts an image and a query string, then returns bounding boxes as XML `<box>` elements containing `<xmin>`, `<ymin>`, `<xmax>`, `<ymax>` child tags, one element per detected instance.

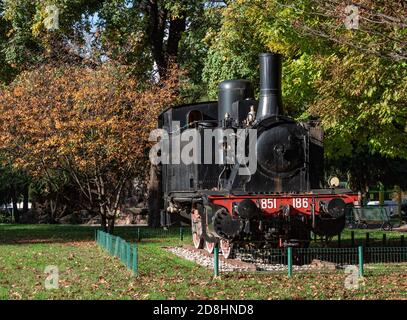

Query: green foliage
<box><xmin>0</xmin><ymin>163</ymin><xmax>29</xmax><ymax>205</ymax></box>
<box><xmin>201</xmin><ymin>0</ymin><xmax>407</xmax><ymax>172</ymax></box>
<box><xmin>178</xmin><ymin>4</ymin><xmax>223</xmax><ymax>101</ymax></box>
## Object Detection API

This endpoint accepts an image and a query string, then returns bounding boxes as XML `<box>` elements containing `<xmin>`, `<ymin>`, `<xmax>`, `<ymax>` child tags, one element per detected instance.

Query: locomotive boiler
<box><xmin>154</xmin><ymin>53</ymin><xmax>359</xmax><ymax>258</ymax></box>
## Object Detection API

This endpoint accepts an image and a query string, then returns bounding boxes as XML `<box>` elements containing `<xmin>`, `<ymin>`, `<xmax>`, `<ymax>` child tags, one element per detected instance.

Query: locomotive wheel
<box><xmin>205</xmin><ymin>240</ymin><xmax>215</xmax><ymax>254</ymax></box>
<box><xmin>192</xmin><ymin>232</ymin><xmax>204</xmax><ymax>249</ymax></box>
<box><xmin>382</xmin><ymin>222</ymin><xmax>393</xmax><ymax>231</ymax></box>
<box><xmin>220</xmin><ymin>239</ymin><xmax>234</xmax><ymax>259</ymax></box>
<box><xmin>191</xmin><ymin>209</ymin><xmax>204</xmax><ymax>249</ymax></box>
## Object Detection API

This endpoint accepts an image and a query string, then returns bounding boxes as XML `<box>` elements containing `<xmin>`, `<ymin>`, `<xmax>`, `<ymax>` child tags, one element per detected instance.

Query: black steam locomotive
<box><xmin>153</xmin><ymin>53</ymin><xmax>358</xmax><ymax>258</ymax></box>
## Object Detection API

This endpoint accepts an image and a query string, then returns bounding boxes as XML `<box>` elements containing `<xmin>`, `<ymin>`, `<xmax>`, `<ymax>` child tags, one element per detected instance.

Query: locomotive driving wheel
<box><xmin>191</xmin><ymin>209</ymin><xmax>204</xmax><ymax>249</ymax></box>
<box><xmin>205</xmin><ymin>240</ymin><xmax>215</xmax><ymax>254</ymax></box>
<box><xmin>220</xmin><ymin>239</ymin><xmax>234</xmax><ymax>259</ymax></box>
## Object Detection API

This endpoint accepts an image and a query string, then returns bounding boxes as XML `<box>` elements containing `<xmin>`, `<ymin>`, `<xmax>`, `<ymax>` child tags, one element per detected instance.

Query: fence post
<box><xmin>351</xmin><ymin>231</ymin><xmax>355</xmax><ymax>247</ymax></box>
<box><xmin>126</xmin><ymin>243</ymin><xmax>131</xmax><ymax>268</ymax></box>
<box><xmin>107</xmin><ymin>234</ymin><xmax>110</xmax><ymax>253</ymax></box>
<box><xmin>122</xmin><ymin>240</ymin><xmax>126</xmax><ymax>263</ymax></box>
<box><xmin>382</xmin><ymin>234</ymin><xmax>386</xmax><ymax>247</ymax></box>
<box><xmin>109</xmin><ymin>235</ymin><xmax>113</xmax><ymax>255</ymax></box>
<box><xmin>366</xmin><ymin>233</ymin><xmax>370</xmax><ymax>247</ymax></box>
<box><xmin>287</xmin><ymin>247</ymin><xmax>293</xmax><ymax>278</ymax></box>
<box><xmin>401</xmin><ymin>235</ymin><xmax>405</xmax><ymax>247</ymax></box>
<box><xmin>114</xmin><ymin>236</ymin><xmax>119</xmax><ymax>257</ymax></box>
<box><xmin>358</xmin><ymin>246</ymin><xmax>364</xmax><ymax>278</ymax></box>
<box><xmin>214</xmin><ymin>244</ymin><xmax>219</xmax><ymax>277</ymax></box>
<box><xmin>137</xmin><ymin>228</ymin><xmax>141</xmax><ymax>242</ymax></box>
<box><xmin>132</xmin><ymin>244</ymin><xmax>138</xmax><ymax>276</ymax></box>
<box><xmin>337</xmin><ymin>233</ymin><xmax>341</xmax><ymax>248</ymax></box>
<box><xmin>120</xmin><ymin>239</ymin><xmax>124</xmax><ymax>262</ymax></box>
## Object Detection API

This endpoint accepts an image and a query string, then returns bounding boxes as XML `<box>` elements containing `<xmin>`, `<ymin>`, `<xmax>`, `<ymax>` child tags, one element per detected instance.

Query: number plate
<box><xmin>260</xmin><ymin>198</ymin><xmax>310</xmax><ymax>210</ymax></box>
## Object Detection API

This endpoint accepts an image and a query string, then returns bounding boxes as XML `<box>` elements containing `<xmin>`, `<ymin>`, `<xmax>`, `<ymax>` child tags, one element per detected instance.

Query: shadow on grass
<box><xmin>0</xmin><ymin>224</ymin><xmax>189</xmax><ymax>245</ymax></box>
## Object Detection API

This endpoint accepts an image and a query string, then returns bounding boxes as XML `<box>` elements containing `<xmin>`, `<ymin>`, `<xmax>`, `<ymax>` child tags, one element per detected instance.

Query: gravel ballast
<box><xmin>166</xmin><ymin>246</ymin><xmax>329</xmax><ymax>272</ymax></box>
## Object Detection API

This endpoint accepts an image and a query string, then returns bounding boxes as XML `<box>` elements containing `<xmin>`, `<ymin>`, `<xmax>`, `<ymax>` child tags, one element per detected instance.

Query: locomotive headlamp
<box><xmin>328</xmin><ymin>176</ymin><xmax>340</xmax><ymax>188</ymax></box>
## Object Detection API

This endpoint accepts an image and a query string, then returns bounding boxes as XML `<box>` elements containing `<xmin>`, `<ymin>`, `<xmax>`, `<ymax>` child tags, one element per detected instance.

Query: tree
<box><xmin>0</xmin><ymin>62</ymin><xmax>180</xmax><ymax>232</ymax></box>
<box><xmin>201</xmin><ymin>0</ymin><xmax>407</xmax><ymax>188</ymax></box>
<box><xmin>0</xmin><ymin>0</ymin><xmax>213</xmax><ymax>80</ymax></box>
<box><xmin>98</xmin><ymin>0</ymin><xmax>206</xmax><ymax>78</ymax></box>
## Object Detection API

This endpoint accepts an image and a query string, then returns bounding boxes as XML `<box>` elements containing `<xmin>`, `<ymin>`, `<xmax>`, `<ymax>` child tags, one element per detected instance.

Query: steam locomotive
<box><xmin>154</xmin><ymin>53</ymin><xmax>359</xmax><ymax>258</ymax></box>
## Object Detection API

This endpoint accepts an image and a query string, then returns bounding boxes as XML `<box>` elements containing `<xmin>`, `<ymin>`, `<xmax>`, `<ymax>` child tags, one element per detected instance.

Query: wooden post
<box><xmin>366</xmin><ymin>233</ymin><xmax>370</xmax><ymax>247</ymax></box>
<box><xmin>382</xmin><ymin>233</ymin><xmax>387</xmax><ymax>247</ymax></box>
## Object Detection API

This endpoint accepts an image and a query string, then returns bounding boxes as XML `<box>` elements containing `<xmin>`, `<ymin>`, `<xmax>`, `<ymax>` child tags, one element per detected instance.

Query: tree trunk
<box><xmin>166</xmin><ymin>14</ymin><xmax>186</xmax><ymax>59</ymax></box>
<box><xmin>101</xmin><ymin>214</ymin><xmax>107</xmax><ymax>232</ymax></box>
<box><xmin>144</xmin><ymin>1</ymin><xmax>186</xmax><ymax>78</ymax></box>
<box><xmin>49</xmin><ymin>199</ymin><xmax>57</xmax><ymax>224</ymax></box>
<box><xmin>147</xmin><ymin>163</ymin><xmax>163</xmax><ymax>227</ymax></box>
<box><xmin>11</xmin><ymin>187</ymin><xmax>19</xmax><ymax>223</ymax></box>
<box><xmin>107</xmin><ymin>217</ymin><xmax>115</xmax><ymax>234</ymax></box>
<box><xmin>145</xmin><ymin>0</ymin><xmax>167</xmax><ymax>76</ymax></box>
<box><xmin>22</xmin><ymin>184</ymin><xmax>29</xmax><ymax>214</ymax></box>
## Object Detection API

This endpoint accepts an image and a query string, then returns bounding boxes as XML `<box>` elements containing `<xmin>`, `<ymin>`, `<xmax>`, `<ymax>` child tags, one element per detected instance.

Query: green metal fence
<box><xmin>95</xmin><ymin>230</ymin><xmax>138</xmax><ymax>275</ymax></box>
<box><xmin>134</xmin><ymin>226</ymin><xmax>188</xmax><ymax>242</ymax></box>
<box><xmin>94</xmin><ymin>227</ymin><xmax>406</xmax><ymax>280</ymax></box>
<box><xmin>216</xmin><ymin>246</ymin><xmax>407</xmax><ymax>278</ymax></box>
<box><xmin>295</xmin><ymin>247</ymin><xmax>359</xmax><ymax>265</ymax></box>
<box><xmin>365</xmin><ymin>247</ymin><xmax>407</xmax><ymax>263</ymax></box>
<box><xmin>333</xmin><ymin>231</ymin><xmax>405</xmax><ymax>248</ymax></box>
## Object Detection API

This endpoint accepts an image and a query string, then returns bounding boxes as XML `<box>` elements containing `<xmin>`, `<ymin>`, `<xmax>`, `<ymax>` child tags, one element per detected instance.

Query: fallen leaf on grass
<box><xmin>11</xmin><ymin>291</ymin><xmax>22</xmax><ymax>300</ymax></box>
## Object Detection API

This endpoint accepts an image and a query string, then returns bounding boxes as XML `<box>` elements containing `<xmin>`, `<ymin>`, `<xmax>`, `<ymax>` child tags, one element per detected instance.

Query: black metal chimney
<box><xmin>256</xmin><ymin>53</ymin><xmax>283</xmax><ymax>119</ymax></box>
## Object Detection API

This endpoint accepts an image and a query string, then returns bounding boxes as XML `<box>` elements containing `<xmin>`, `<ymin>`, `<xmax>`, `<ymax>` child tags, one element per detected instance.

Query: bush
<box><xmin>0</xmin><ymin>210</ymin><xmax>12</xmax><ymax>223</ymax></box>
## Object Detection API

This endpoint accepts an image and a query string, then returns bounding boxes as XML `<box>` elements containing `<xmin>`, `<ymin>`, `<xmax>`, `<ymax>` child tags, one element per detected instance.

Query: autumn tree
<box><xmin>0</xmin><ymin>62</ymin><xmax>180</xmax><ymax>232</ymax></box>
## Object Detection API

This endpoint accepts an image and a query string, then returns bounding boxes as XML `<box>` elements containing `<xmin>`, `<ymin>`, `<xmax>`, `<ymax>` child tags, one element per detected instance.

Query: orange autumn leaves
<box><xmin>0</xmin><ymin>62</ymin><xmax>180</xmax><ymax>213</ymax></box>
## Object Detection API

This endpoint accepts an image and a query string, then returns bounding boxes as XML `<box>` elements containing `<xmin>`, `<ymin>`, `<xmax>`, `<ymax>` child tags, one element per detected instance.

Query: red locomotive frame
<box><xmin>208</xmin><ymin>192</ymin><xmax>360</xmax><ymax>217</ymax></box>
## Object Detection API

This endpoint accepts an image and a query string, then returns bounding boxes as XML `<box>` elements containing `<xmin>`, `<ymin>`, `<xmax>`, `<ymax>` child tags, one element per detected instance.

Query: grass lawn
<box><xmin>0</xmin><ymin>224</ymin><xmax>406</xmax><ymax>300</ymax></box>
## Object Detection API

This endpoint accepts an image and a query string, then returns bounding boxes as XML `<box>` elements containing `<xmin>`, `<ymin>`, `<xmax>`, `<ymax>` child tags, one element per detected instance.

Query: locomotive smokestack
<box><xmin>257</xmin><ymin>53</ymin><xmax>283</xmax><ymax>119</ymax></box>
